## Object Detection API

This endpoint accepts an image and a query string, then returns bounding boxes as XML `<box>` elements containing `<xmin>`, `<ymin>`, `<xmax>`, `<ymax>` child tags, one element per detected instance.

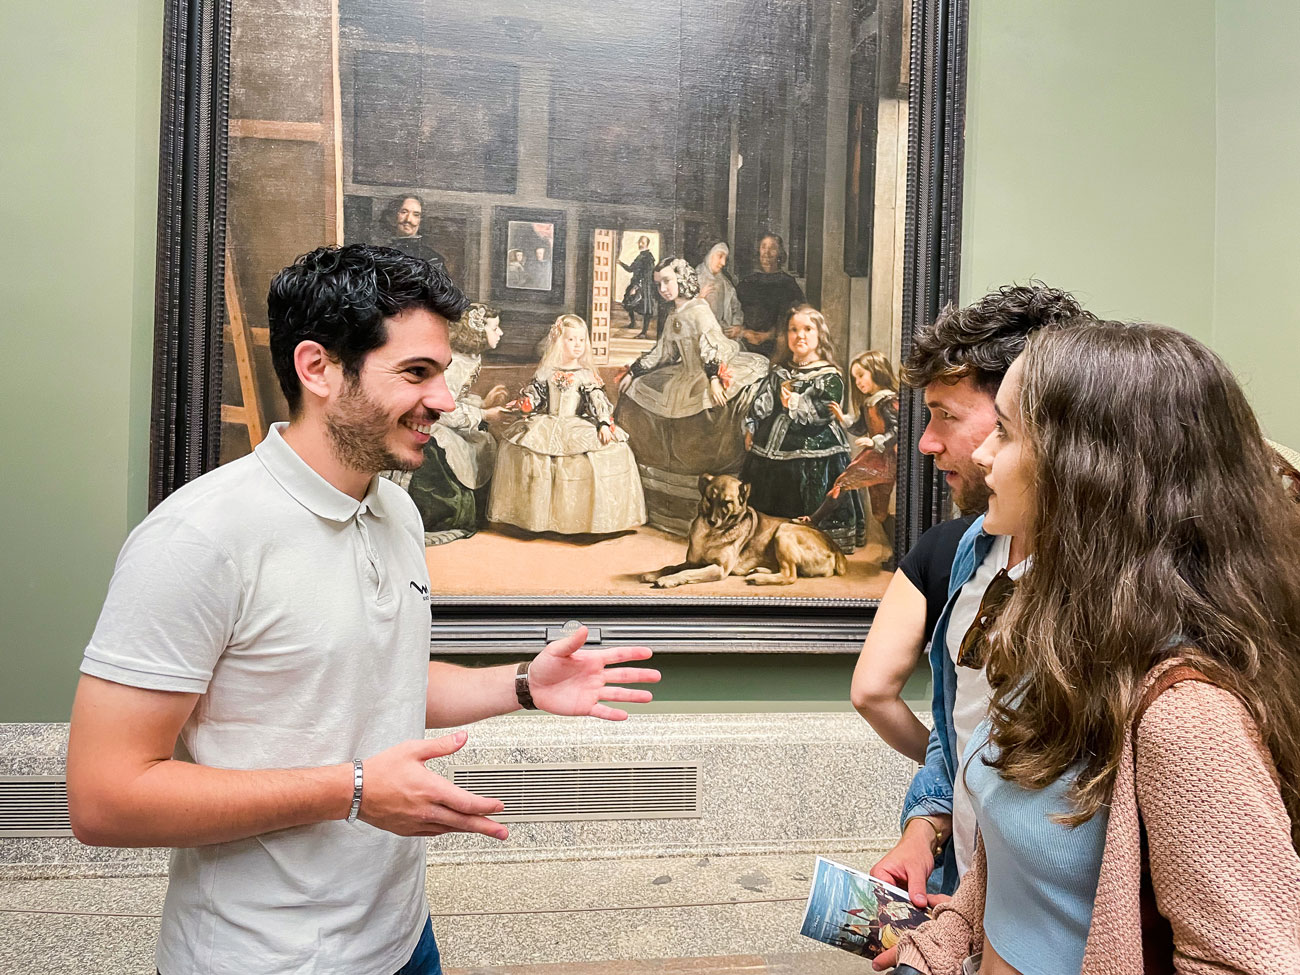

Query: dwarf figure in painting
<box><xmin>400</xmin><ymin>302</ymin><xmax>509</xmax><ymax>545</ymax></box>
<box><xmin>741</xmin><ymin>304</ymin><xmax>866</xmax><ymax>555</ymax></box>
<box><xmin>619</xmin><ymin>234</ymin><xmax>657</xmax><ymax>338</ymax></box>
<box><xmin>487</xmin><ymin>315</ymin><xmax>646</xmax><ymax>535</ymax></box>
<box><xmin>735</xmin><ymin>232</ymin><xmax>806</xmax><ymax>358</ymax></box>
<box><xmin>380</xmin><ymin>193</ymin><xmax>447</xmax><ymax>270</ymax></box>
<box><xmin>696</xmin><ymin>242</ymin><xmax>744</xmax><ymax>336</ymax></box>
<box><xmin>615</xmin><ymin>257</ymin><xmax>769</xmax><ymax>479</ymax></box>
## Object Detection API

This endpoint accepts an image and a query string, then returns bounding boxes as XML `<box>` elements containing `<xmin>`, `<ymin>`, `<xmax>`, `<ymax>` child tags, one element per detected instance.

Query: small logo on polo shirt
<box><xmin>409</xmin><ymin>581</ymin><xmax>430</xmax><ymax>601</ymax></box>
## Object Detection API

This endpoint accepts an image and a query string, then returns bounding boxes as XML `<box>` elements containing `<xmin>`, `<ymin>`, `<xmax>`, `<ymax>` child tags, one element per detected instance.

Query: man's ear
<box><xmin>293</xmin><ymin>340</ymin><xmax>338</xmax><ymax>405</ymax></box>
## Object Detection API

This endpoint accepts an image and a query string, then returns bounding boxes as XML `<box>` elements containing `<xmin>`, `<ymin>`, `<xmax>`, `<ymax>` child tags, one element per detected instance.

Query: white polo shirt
<box><xmin>82</xmin><ymin>424</ymin><xmax>433</xmax><ymax>975</ymax></box>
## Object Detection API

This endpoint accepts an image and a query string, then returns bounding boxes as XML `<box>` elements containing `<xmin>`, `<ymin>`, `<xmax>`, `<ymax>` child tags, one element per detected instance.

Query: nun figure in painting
<box><xmin>696</xmin><ymin>242</ymin><xmax>744</xmax><ymax>336</ymax></box>
<box><xmin>400</xmin><ymin>302</ymin><xmax>509</xmax><ymax>545</ymax></box>
<box><xmin>488</xmin><ymin>314</ymin><xmax>646</xmax><ymax>535</ymax></box>
<box><xmin>615</xmin><ymin>257</ymin><xmax>769</xmax><ymax>477</ymax></box>
<box><xmin>619</xmin><ymin>235</ymin><xmax>657</xmax><ymax>338</ymax></box>
<box><xmin>741</xmin><ymin>304</ymin><xmax>866</xmax><ymax>554</ymax></box>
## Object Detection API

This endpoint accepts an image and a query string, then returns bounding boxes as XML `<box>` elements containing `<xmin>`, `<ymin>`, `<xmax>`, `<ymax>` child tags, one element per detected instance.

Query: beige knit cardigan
<box><xmin>895</xmin><ymin>668</ymin><xmax>1300</xmax><ymax>974</ymax></box>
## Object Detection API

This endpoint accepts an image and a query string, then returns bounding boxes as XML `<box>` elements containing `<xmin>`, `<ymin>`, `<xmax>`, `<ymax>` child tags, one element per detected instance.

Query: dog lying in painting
<box><xmin>640</xmin><ymin>474</ymin><xmax>847</xmax><ymax>588</ymax></box>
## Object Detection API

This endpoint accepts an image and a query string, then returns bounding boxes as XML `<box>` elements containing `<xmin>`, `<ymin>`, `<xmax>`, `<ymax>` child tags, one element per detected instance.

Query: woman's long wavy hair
<box><xmin>984</xmin><ymin>322</ymin><xmax>1300</xmax><ymax>845</ymax></box>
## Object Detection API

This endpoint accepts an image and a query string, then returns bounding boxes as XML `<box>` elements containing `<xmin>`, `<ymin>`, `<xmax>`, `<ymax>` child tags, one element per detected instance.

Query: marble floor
<box><xmin>0</xmin><ymin>852</ymin><xmax>881</xmax><ymax>973</ymax></box>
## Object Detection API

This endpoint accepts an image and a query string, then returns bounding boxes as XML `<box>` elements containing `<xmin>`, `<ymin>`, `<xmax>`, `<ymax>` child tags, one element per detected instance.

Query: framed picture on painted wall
<box><xmin>492</xmin><ymin>207</ymin><xmax>567</xmax><ymax>305</ymax></box>
<box><xmin>151</xmin><ymin>0</ymin><xmax>969</xmax><ymax>654</ymax></box>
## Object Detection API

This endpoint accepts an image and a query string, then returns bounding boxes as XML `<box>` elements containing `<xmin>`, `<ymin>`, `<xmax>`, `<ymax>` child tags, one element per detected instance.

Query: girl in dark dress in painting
<box><xmin>619</xmin><ymin>235</ymin><xmax>657</xmax><ymax>338</ymax></box>
<box><xmin>800</xmin><ymin>350</ymin><xmax>899</xmax><ymax>563</ymax></box>
<box><xmin>741</xmin><ymin>304</ymin><xmax>866</xmax><ymax>554</ymax></box>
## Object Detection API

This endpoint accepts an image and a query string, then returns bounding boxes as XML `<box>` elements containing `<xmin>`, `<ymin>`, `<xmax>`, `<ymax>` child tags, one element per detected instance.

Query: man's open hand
<box><xmin>527</xmin><ymin>625</ymin><xmax>660</xmax><ymax>721</ymax></box>
<box><xmin>359</xmin><ymin>733</ymin><xmax>508</xmax><ymax>839</ymax></box>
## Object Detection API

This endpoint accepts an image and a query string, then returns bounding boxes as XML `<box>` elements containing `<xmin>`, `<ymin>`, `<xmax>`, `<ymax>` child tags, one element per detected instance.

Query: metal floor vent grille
<box><xmin>0</xmin><ymin>776</ymin><xmax>73</xmax><ymax>837</ymax></box>
<box><xmin>451</xmin><ymin>762</ymin><xmax>700</xmax><ymax>822</ymax></box>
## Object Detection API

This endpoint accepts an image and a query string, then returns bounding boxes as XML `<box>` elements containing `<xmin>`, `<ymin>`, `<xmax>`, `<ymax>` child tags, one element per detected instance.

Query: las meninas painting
<box><xmin>220</xmin><ymin>0</ymin><xmax>912</xmax><ymax>600</ymax></box>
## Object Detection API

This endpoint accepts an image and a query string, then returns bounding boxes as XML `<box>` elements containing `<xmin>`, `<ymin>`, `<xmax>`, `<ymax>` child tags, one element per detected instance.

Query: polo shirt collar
<box><xmin>255</xmin><ymin>423</ymin><xmax>388</xmax><ymax>523</ymax></box>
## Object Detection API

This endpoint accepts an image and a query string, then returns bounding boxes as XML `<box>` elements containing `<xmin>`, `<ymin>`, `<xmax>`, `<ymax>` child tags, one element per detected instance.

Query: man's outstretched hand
<box><xmin>360</xmin><ymin>732</ymin><xmax>508</xmax><ymax>840</ymax></box>
<box><xmin>526</xmin><ymin>625</ymin><xmax>660</xmax><ymax>721</ymax></box>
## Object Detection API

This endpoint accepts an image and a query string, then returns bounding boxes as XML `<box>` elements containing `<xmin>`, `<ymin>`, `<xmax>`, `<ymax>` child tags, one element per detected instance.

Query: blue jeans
<box><xmin>157</xmin><ymin>916</ymin><xmax>440</xmax><ymax>975</ymax></box>
<box><xmin>394</xmin><ymin>915</ymin><xmax>442</xmax><ymax>975</ymax></box>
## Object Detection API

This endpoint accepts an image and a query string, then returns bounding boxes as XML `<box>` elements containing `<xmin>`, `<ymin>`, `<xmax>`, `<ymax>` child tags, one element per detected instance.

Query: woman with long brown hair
<box><xmin>889</xmin><ymin>322</ymin><xmax>1300</xmax><ymax>975</ymax></box>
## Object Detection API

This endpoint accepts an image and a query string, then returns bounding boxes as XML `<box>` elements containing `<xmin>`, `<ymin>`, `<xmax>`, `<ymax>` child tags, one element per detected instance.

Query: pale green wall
<box><xmin>0</xmin><ymin>1</ymin><xmax>163</xmax><ymax>721</ymax></box>
<box><xmin>1213</xmin><ymin>1</ymin><xmax>1300</xmax><ymax>448</ymax></box>
<box><xmin>961</xmin><ymin>0</ymin><xmax>1218</xmax><ymax>338</ymax></box>
<box><xmin>2</xmin><ymin>1</ymin><xmax>1296</xmax><ymax>722</ymax></box>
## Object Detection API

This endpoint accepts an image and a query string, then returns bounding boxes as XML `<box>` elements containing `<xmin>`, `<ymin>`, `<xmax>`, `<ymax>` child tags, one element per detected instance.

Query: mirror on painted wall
<box><xmin>219</xmin><ymin>0</ymin><xmax>913</xmax><ymax>605</ymax></box>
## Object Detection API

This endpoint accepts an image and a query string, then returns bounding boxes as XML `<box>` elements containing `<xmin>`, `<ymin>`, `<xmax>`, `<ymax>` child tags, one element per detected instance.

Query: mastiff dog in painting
<box><xmin>640</xmin><ymin>474</ymin><xmax>847</xmax><ymax>587</ymax></box>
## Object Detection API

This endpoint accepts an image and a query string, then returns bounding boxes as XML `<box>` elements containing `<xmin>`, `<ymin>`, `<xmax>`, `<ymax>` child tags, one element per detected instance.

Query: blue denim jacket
<box><xmin>899</xmin><ymin>515</ymin><xmax>996</xmax><ymax>894</ymax></box>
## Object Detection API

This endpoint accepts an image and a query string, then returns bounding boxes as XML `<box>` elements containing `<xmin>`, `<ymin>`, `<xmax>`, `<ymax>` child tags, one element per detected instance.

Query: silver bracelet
<box><xmin>346</xmin><ymin>759</ymin><xmax>364</xmax><ymax>823</ymax></box>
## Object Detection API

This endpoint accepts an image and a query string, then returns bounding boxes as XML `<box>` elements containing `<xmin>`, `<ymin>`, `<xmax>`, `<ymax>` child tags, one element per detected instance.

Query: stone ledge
<box><xmin>0</xmin><ymin>712</ymin><xmax>920</xmax><ymax>879</ymax></box>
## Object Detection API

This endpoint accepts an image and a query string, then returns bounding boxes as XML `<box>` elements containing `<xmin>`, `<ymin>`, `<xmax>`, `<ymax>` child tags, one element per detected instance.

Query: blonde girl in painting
<box><xmin>487</xmin><ymin>314</ymin><xmax>646</xmax><ymax>534</ymax></box>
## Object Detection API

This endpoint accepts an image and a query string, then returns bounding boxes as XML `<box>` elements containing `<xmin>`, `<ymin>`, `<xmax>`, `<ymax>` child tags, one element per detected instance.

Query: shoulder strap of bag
<box><xmin>1131</xmin><ymin>662</ymin><xmax>1220</xmax><ymax>975</ymax></box>
<box><xmin>1131</xmin><ymin>664</ymin><xmax>1218</xmax><ymax>737</ymax></box>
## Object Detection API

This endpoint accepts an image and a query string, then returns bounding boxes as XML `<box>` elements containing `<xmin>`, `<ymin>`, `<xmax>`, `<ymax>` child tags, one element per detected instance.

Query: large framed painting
<box><xmin>151</xmin><ymin>0</ymin><xmax>968</xmax><ymax>654</ymax></box>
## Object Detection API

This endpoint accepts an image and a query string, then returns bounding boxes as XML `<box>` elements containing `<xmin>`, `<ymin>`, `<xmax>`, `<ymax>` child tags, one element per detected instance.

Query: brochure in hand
<box><xmin>798</xmin><ymin>856</ymin><xmax>931</xmax><ymax>958</ymax></box>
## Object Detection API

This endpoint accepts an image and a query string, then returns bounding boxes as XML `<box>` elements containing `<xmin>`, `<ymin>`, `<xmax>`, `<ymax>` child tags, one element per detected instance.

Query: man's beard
<box><xmin>949</xmin><ymin>466</ymin><xmax>991</xmax><ymax>515</ymax></box>
<box><xmin>325</xmin><ymin>379</ymin><xmax>426</xmax><ymax>474</ymax></box>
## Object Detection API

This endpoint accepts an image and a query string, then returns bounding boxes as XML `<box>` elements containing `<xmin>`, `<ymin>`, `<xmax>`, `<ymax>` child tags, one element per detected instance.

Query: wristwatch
<box><xmin>892</xmin><ymin>965</ymin><xmax>926</xmax><ymax>975</ymax></box>
<box><xmin>514</xmin><ymin>661</ymin><xmax>538</xmax><ymax>710</ymax></box>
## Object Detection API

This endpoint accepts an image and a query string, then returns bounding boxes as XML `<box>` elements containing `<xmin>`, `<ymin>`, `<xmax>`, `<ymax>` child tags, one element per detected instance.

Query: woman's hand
<box><xmin>483</xmin><ymin>384</ymin><xmax>510</xmax><ymax>409</ymax></box>
<box><xmin>597</xmin><ymin>424</ymin><xmax>615</xmax><ymax>445</ymax></box>
<box><xmin>744</xmin><ymin>430</ymin><xmax>754</xmax><ymax>452</ymax></box>
<box><xmin>829</xmin><ymin>402</ymin><xmax>847</xmax><ymax>425</ymax></box>
<box><xmin>709</xmin><ymin>375</ymin><xmax>727</xmax><ymax>406</ymax></box>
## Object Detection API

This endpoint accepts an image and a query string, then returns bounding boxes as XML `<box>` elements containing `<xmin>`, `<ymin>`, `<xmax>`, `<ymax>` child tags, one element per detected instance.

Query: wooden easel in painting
<box><xmin>221</xmin><ymin>247</ymin><xmax>267</xmax><ymax>447</ymax></box>
<box><xmin>220</xmin><ymin>0</ymin><xmax>343</xmax><ymax>452</ymax></box>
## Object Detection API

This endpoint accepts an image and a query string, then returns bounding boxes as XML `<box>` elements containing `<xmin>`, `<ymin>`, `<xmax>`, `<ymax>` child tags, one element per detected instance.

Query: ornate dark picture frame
<box><xmin>150</xmin><ymin>0</ymin><xmax>968</xmax><ymax>655</ymax></box>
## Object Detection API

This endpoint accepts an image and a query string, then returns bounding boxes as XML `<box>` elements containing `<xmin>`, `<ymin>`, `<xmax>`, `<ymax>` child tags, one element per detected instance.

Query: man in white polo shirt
<box><xmin>66</xmin><ymin>244</ymin><xmax>661</xmax><ymax>975</ymax></box>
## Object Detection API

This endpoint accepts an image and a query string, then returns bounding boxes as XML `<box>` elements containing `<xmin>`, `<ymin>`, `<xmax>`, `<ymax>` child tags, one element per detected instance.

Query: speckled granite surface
<box><xmin>1</xmin><ymin>713</ymin><xmax>917</xmax><ymax>880</ymax></box>
<box><xmin>0</xmin><ymin>852</ymin><xmax>890</xmax><ymax>972</ymax></box>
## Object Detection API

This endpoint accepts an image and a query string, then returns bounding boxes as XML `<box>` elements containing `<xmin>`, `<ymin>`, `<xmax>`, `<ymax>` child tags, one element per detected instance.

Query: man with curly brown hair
<box><xmin>850</xmin><ymin>284</ymin><xmax>1095</xmax><ymax>934</ymax></box>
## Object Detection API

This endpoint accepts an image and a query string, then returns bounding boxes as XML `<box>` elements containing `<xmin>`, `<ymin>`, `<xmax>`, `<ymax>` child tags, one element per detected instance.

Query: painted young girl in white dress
<box><xmin>487</xmin><ymin>315</ymin><xmax>646</xmax><ymax>535</ymax></box>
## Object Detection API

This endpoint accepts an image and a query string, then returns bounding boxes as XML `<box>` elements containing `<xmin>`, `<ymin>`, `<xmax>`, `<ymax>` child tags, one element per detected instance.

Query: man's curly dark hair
<box><xmin>267</xmin><ymin>243</ymin><xmax>469</xmax><ymax>413</ymax></box>
<box><xmin>902</xmin><ymin>282</ymin><xmax>1095</xmax><ymax>395</ymax></box>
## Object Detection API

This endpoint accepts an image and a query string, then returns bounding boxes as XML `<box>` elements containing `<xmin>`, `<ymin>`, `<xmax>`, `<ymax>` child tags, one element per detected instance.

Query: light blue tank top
<box><xmin>964</xmin><ymin>719</ymin><xmax>1109</xmax><ymax>975</ymax></box>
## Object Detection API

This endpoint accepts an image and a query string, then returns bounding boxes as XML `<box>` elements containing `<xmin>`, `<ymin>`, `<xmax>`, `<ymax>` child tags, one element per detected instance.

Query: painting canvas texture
<box><xmin>220</xmin><ymin>0</ymin><xmax>911</xmax><ymax>601</ymax></box>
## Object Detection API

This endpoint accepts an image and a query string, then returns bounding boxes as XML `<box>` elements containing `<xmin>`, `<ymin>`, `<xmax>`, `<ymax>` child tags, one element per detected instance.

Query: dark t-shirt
<box><xmin>898</xmin><ymin>514</ymin><xmax>979</xmax><ymax>640</ymax></box>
